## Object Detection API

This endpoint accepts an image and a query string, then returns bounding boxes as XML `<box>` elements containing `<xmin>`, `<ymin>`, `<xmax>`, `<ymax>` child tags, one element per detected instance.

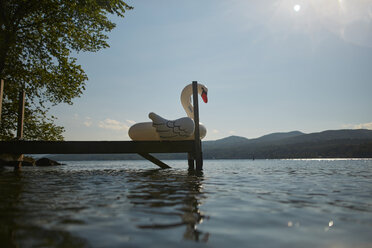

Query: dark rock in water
<box><xmin>0</xmin><ymin>160</ymin><xmax>34</xmax><ymax>167</ymax></box>
<box><xmin>0</xmin><ymin>154</ymin><xmax>36</xmax><ymax>167</ymax></box>
<box><xmin>23</xmin><ymin>156</ymin><xmax>36</xmax><ymax>166</ymax></box>
<box><xmin>23</xmin><ymin>160</ymin><xmax>35</xmax><ymax>166</ymax></box>
<box><xmin>36</xmin><ymin>158</ymin><xmax>62</xmax><ymax>166</ymax></box>
<box><xmin>0</xmin><ymin>155</ymin><xmax>61</xmax><ymax>167</ymax></box>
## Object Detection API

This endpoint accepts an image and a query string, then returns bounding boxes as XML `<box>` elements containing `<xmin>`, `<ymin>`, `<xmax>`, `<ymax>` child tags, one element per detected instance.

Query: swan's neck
<box><xmin>181</xmin><ymin>85</ymin><xmax>195</xmax><ymax>119</ymax></box>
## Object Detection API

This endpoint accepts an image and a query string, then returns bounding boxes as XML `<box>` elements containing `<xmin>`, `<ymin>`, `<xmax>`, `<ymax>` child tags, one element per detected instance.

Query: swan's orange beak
<box><xmin>202</xmin><ymin>91</ymin><xmax>208</xmax><ymax>103</ymax></box>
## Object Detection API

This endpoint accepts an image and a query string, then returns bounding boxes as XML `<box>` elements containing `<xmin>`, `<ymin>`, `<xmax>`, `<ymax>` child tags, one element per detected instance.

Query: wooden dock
<box><xmin>0</xmin><ymin>81</ymin><xmax>203</xmax><ymax>170</ymax></box>
<box><xmin>0</xmin><ymin>140</ymin><xmax>198</xmax><ymax>169</ymax></box>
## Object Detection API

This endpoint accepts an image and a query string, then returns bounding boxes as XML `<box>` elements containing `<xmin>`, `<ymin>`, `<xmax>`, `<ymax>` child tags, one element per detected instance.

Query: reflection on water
<box><xmin>126</xmin><ymin>169</ymin><xmax>209</xmax><ymax>242</ymax></box>
<box><xmin>1</xmin><ymin>159</ymin><xmax>372</xmax><ymax>247</ymax></box>
<box><xmin>0</xmin><ymin>165</ymin><xmax>210</xmax><ymax>247</ymax></box>
<box><xmin>0</xmin><ymin>172</ymin><xmax>23</xmax><ymax>248</ymax></box>
<box><xmin>0</xmin><ymin>171</ymin><xmax>89</xmax><ymax>248</ymax></box>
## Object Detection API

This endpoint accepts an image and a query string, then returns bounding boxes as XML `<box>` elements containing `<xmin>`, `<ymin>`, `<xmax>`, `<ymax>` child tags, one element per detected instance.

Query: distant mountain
<box><xmin>45</xmin><ymin>129</ymin><xmax>372</xmax><ymax>161</ymax></box>
<box><xmin>250</xmin><ymin>131</ymin><xmax>304</xmax><ymax>143</ymax></box>
<box><xmin>281</xmin><ymin>129</ymin><xmax>372</xmax><ymax>144</ymax></box>
<box><xmin>211</xmin><ymin>135</ymin><xmax>249</xmax><ymax>144</ymax></box>
<box><xmin>203</xmin><ymin>129</ymin><xmax>372</xmax><ymax>159</ymax></box>
<box><xmin>202</xmin><ymin>131</ymin><xmax>304</xmax><ymax>151</ymax></box>
<box><xmin>202</xmin><ymin>135</ymin><xmax>249</xmax><ymax>150</ymax></box>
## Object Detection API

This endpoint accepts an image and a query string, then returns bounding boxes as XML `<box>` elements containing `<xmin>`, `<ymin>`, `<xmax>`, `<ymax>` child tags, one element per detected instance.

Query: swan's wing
<box><xmin>149</xmin><ymin>112</ymin><xmax>195</xmax><ymax>140</ymax></box>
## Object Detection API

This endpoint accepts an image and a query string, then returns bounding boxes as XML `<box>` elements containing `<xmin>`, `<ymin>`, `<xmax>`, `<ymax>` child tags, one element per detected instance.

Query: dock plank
<box><xmin>0</xmin><ymin>140</ymin><xmax>195</xmax><ymax>154</ymax></box>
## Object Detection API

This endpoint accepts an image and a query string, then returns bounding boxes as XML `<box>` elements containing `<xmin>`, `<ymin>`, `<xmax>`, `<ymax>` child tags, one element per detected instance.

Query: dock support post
<box><xmin>192</xmin><ymin>81</ymin><xmax>203</xmax><ymax>171</ymax></box>
<box><xmin>15</xmin><ymin>90</ymin><xmax>25</xmax><ymax>171</ymax></box>
<box><xmin>0</xmin><ymin>79</ymin><xmax>3</xmax><ymax>122</ymax></box>
<box><xmin>188</xmin><ymin>153</ymin><xmax>195</xmax><ymax>170</ymax></box>
<box><xmin>138</xmin><ymin>153</ymin><xmax>171</xmax><ymax>169</ymax></box>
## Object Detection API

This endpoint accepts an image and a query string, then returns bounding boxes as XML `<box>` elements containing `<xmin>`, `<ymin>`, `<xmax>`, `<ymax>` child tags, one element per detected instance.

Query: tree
<box><xmin>0</xmin><ymin>0</ymin><xmax>132</xmax><ymax>140</ymax></box>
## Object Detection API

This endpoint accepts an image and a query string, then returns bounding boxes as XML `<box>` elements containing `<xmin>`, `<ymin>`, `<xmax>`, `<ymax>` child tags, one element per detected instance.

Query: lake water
<box><xmin>1</xmin><ymin>159</ymin><xmax>372</xmax><ymax>248</ymax></box>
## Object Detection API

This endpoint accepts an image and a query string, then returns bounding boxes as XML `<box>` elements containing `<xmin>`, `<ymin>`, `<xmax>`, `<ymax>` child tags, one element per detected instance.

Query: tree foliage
<box><xmin>0</xmin><ymin>0</ymin><xmax>132</xmax><ymax>140</ymax></box>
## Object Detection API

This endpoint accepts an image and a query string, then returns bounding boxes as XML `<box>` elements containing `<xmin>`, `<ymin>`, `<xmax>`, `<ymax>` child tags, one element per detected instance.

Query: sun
<box><xmin>294</xmin><ymin>4</ymin><xmax>301</xmax><ymax>12</ymax></box>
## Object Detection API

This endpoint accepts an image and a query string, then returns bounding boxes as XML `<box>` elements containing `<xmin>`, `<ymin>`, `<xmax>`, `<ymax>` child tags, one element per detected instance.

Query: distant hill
<box><xmin>250</xmin><ymin>131</ymin><xmax>304</xmax><ymax>143</ymax></box>
<box><xmin>203</xmin><ymin>129</ymin><xmax>372</xmax><ymax>159</ymax></box>
<box><xmin>46</xmin><ymin>129</ymin><xmax>372</xmax><ymax>161</ymax></box>
<box><xmin>202</xmin><ymin>135</ymin><xmax>249</xmax><ymax>150</ymax></box>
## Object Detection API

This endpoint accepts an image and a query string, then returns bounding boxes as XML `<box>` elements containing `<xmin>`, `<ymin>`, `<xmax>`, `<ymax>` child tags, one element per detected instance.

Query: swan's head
<box><xmin>199</xmin><ymin>84</ymin><xmax>208</xmax><ymax>103</ymax></box>
<box><xmin>181</xmin><ymin>83</ymin><xmax>208</xmax><ymax>119</ymax></box>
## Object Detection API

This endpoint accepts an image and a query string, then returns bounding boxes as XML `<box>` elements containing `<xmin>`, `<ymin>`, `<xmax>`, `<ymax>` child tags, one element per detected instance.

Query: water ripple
<box><xmin>1</xmin><ymin>159</ymin><xmax>372</xmax><ymax>247</ymax></box>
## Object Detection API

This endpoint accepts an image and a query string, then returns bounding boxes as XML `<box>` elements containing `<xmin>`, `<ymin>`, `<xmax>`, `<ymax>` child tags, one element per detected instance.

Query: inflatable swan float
<box><xmin>128</xmin><ymin>83</ymin><xmax>208</xmax><ymax>141</ymax></box>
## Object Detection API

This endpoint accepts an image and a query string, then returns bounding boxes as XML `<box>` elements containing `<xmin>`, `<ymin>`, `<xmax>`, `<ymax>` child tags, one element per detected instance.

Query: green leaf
<box><xmin>0</xmin><ymin>0</ymin><xmax>132</xmax><ymax>140</ymax></box>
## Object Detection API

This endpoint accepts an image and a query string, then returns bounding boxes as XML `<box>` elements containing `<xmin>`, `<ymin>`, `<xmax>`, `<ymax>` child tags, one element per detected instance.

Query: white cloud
<box><xmin>126</xmin><ymin>119</ymin><xmax>136</xmax><ymax>125</ymax></box>
<box><xmin>83</xmin><ymin>121</ymin><xmax>92</xmax><ymax>127</ymax></box>
<box><xmin>98</xmin><ymin>119</ymin><xmax>129</xmax><ymax>131</ymax></box>
<box><xmin>212</xmin><ymin>129</ymin><xmax>219</xmax><ymax>134</ymax></box>
<box><xmin>353</xmin><ymin>122</ymin><xmax>372</xmax><ymax>129</ymax></box>
<box><xmin>298</xmin><ymin>0</ymin><xmax>372</xmax><ymax>48</ymax></box>
<box><xmin>342</xmin><ymin>122</ymin><xmax>372</xmax><ymax>129</ymax></box>
<box><xmin>228</xmin><ymin>0</ymin><xmax>372</xmax><ymax>48</ymax></box>
<box><xmin>83</xmin><ymin>117</ymin><xmax>92</xmax><ymax>127</ymax></box>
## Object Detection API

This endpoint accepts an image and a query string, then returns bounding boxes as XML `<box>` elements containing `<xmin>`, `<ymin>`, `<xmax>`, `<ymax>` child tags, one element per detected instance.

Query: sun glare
<box><xmin>294</xmin><ymin>4</ymin><xmax>301</xmax><ymax>12</ymax></box>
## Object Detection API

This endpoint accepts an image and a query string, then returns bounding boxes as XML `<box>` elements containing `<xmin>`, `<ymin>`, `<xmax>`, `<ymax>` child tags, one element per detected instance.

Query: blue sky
<box><xmin>51</xmin><ymin>0</ymin><xmax>372</xmax><ymax>141</ymax></box>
